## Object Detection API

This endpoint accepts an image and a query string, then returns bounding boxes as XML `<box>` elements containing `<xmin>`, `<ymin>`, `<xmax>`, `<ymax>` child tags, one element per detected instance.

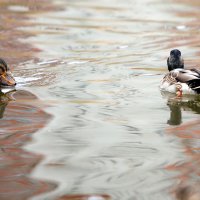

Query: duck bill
<box><xmin>0</xmin><ymin>71</ymin><xmax>16</xmax><ymax>87</ymax></box>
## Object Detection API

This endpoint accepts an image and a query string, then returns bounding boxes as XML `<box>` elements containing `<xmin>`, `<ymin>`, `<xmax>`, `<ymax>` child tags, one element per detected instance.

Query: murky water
<box><xmin>1</xmin><ymin>0</ymin><xmax>200</xmax><ymax>200</ymax></box>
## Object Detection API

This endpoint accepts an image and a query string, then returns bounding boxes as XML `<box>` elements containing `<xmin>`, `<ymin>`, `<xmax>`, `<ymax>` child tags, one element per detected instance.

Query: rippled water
<box><xmin>2</xmin><ymin>0</ymin><xmax>200</xmax><ymax>200</ymax></box>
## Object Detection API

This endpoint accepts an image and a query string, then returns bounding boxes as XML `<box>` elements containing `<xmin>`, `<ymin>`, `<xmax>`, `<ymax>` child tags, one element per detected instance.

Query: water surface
<box><xmin>2</xmin><ymin>0</ymin><xmax>200</xmax><ymax>200</ymax></box>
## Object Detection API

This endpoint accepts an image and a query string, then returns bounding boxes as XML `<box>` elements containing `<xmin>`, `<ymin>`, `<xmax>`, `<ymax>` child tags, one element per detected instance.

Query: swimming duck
<box><xmin>0</xmin><ymin>58</ymin><xmax>16</xmax><ymax>87</ymax></box>
<box><xmin>160</xmin><ymin>49</ymin><xmax>200</xmax><ymax>97</ymax></box>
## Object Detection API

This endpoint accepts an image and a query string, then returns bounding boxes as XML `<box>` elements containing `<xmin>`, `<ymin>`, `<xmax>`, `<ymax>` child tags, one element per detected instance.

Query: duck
<box><xmin>0</xmin><ymin>58</ymin><xmax>16</xmax><ymax>87</ymax></box>
<box><xmin>160</xmin><ymin>49</ymin><xmax>200</xmax><ymax>97</ymax></box>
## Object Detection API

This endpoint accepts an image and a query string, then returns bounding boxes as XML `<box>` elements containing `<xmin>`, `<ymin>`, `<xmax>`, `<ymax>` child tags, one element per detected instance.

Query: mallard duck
<box><xmin>0</xmin><ymin>58</ymin><xmax>16</xmax><ymax>87</ymax></box>
<box><xmin>160</xmin><ymin>49</ymin><xmax>200</xmax><ymax>97</ymax></box>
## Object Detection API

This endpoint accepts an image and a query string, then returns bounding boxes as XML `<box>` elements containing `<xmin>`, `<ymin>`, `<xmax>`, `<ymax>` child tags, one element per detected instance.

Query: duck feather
<box><xmin>160</xmin><ymin>49</ymin><xmax>200</xmax><ymax>95</ymax></box>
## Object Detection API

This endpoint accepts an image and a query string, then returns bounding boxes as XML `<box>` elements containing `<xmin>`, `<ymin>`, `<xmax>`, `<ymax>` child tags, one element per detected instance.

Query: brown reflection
<box><xmin>165</xmin><ymin>2</ymin><xmax>200</xmax><ymax>197</ymax></box>
<box><xmin>57</xmin><ymin>194</ymin><xmax>111</xmax><ymax>200</ymax></box>
<box><xmin>0</xmin><ymin>1</ymin><xmax>63</xmax><ymax>199</ymax></box>
<box><xmin>0</xmin><ymin>0</ymin><xmax>62</xmax><ymax>66</ymax></box>
<box><xmin>166</xmin><ymin>96</ymin><xmax>200</xmax><ymax>200</ymax></box>
<box><xmin>0</xmin><ymin>90</ymin><xmax>56</xmax><ymax>200</ymax></box>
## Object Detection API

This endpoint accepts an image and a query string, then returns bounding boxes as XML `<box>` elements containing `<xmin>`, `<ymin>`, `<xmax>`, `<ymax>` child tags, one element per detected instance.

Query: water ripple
<box><xmin>16</xmin><ymin>0</ymin><xmax>200</xmax><ymax>200</ymax></box>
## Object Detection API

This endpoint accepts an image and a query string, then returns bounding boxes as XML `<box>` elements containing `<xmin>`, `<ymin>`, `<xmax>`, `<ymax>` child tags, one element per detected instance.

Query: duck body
<box><xmin>160</xmin><ymin>68</ymin><xmax>197</xmax><ymax>95</ymax></box>
<box><xmin>160</xmin><ymin>49</ymin><xmax>200</xmax><ymax>96</ymax></box>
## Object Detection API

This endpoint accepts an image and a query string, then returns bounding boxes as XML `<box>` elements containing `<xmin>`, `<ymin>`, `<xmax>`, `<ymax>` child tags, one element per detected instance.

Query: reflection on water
<box><xmin>0</xmin><ymin>90</ymin><xmax>55</xmax><ymax>200</ymax></box>
<box><xmin>0</xmin><ymin>92</ymin><xmax>9</xmax><ymax>119</ymax></box>
<box><xmin>162</xmin><ymin>93</ymin><xmax>200</xmax><ymax>125</ymax></box>
<box><xmin>23</xmin><ymin>0</ymin><xmax>200</xmax><ymax>200</ymax></box>
<box><xmin>1</xmin><ymin>0</ymin><xmax>200</xmax><ymax>200</ymax></box>
<box><xmin>168</xmin><ymin>103</ymin><xmax>182</xmax><ymax>126</ymax></box>
<box><xmin>167</xmin><ymin>117</ymin><xmax>200</xmax><ymax>200</ymax></box>
<box><xmin>57</xmin><ymin>194</ymin><xmax>111</xmax><ymax>200</ymax></box>
<box><xmin>162</xmin><ymin>94</ymin><xmax>200</xmax><ymax>199</ymax></box>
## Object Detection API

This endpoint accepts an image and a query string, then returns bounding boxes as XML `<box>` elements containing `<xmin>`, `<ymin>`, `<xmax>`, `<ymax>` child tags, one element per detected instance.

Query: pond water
<box><xmin>1</xmin><ymin>0</ymin><xmax>200</xmax><ymax>200</ymax></box>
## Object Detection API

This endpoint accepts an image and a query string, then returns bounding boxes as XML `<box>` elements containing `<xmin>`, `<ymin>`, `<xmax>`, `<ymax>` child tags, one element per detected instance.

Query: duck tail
<box><xmin>187</xmin><ymin>79</ymin><xmax>200</xmax><ymax>93</ymax></box>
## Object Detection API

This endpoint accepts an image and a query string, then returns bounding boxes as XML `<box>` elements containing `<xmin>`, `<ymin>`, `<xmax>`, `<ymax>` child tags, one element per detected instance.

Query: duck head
<box><xmin>0</xmin><ymin>58</ymin><xmax>16</xmax><ymax>87</ymax></box>
<box><xmin>167</xmin><ymin>49</ymin><xmax>184</xmax><ymax>71</ymax></box>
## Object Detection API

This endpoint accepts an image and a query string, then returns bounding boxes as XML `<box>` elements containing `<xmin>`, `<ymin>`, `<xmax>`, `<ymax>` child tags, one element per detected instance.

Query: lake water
<box><xmin>1</xmin><ymin>0</ymin><xmax>200</xmax><ymax>200</ymax></box>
